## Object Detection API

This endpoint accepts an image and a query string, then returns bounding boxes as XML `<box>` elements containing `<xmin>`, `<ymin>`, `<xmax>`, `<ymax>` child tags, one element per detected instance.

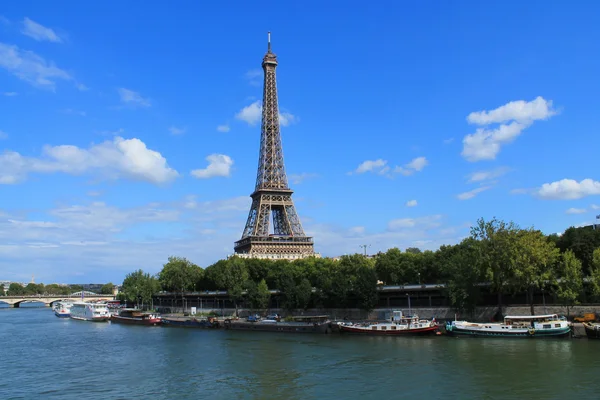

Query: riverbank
<box><xmin>155</xmin><ymin>305</ymin><xmax>600</xmax><ymax>322</ymax></box>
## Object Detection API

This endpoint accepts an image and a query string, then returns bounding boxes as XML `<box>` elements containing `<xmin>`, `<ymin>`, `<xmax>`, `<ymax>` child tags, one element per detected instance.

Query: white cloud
<box><xmin>22</xmin><ymin>18</ymin><xmax>62</xmax><ymax>43</ymax></box>
<box><xmin>3</xmin><ymin>92</ymin><xmax>17</xmax><ymax>96</ymax></box>
<box><xmin>169</xmin><ymin>126</ymin><xmax>186</xmax><ymax>135</ymax></box>
<box><xmin>462</xmin><ymin>96</ymin><xmax>557</xmax><ymax>162</ymax></box>
<box><xmin>217</xmin><ymin>124</ymin><xmax>230</xmax><ymax>133</ymax></box>
<box><xmin>387</xmin><ymin>214</ymin><xmax>442</xmax><ymax>231</ymax></box>
<box><xmin>405</xmin><ymin>156</ymin><xmax>428</xmax><ymax>171</ymax></box>
<box><xmin>118</xmin><ymin>88</ymin><xmax>151</xmax><ymax>108</ymax></box>
<box><xmin>592</xmin><ymin>204</ymin><xmax>600</xmax><ymax>210</ymax></box>
<box><xmin>0</xmin><ymin>136</ymin><xmax>178</xmax><ymax>185</ymax></box>
<box><xmin>352</xmin><ymin>157</ymin><xmax>428</xmax><ymax>177</ymax></box>
<box><xmin>392</xmin><ymin>157</ymin><xmax>429</xmax><ymax>176</ymax></box>
<box><xmin>279</xmin><ymin>112</ymin><xmax>298</xmax><ymax>127</ymax></box>
<box><xmin>457</xmin><ymin>186</ymin><xmax>491</xmax><ymax>200</ymax></box>
<box><xmin>566</xmin><ymin>208</ymin><xmax>587</xmax><ymax>215</ymax></box>
<box><xmin>235</xmin><ymin>101</ymin><xmax>297</xmax><ymax>127</ymax></box>
<box><xmin>467</xmin><ymin>96</ymin><xmax>557</xmax><ymax>125</ymax></box>
<box><xmin>536</xmin><ymin>179</ymin><xmax>600</xmax><ymax>200</ymax></box>
<box><xmin>354</xmin><ymin>159</ymin><xmax>387</xmax><ymax>174</ymax></box>
<box><xmin>0</xmin><ymin>193</ymin><xmax>472</xmax><ymax>282</ymax></box>
<box><xmin>349</xmin><ymin>226</ymin><xmax>365</xmax><ymax>235</ymax></box>
<box><xmin>405</xmin><ymin>200</ymin><xmax>418</xmax><ymax>207</ymax></box>
<box><xmin>0</xmin><ymin>195</ymin><xmax>256</xmax><ymax>281</ymax></box>
<box><xmin>443</xmin><ymin>138</ymin><xmax>454</xmax><ymax>144</ymax></box>
<box><xmin>191</xmin><ymin>154</ymin><xmax>233</xmax><ymax>179</ymax></box>
<box><xmin>289</xmin><ymin>173</ymin><xmax>318</xmax><ymax>184</ymax></box>
<box><xmin>235</xmin><ymin>101</ymin><xmax>262</xmax><ymax>125</ymax></box>
<box><xmin>467</xmin><ymin>166</ymin><xmax>511</xmax><ymax>183</ymax></box>
<box><xmin>0</xmin><ymin>130</ymin><xmax>7</xmax><ymax>140</ymax></box>
<box><xmin>245</xmin><ymin>69</ymin><xmax>262</xmax><ymax>86</ymax></box>
<box><xmin>0</xmin><ymin>42</ymin><xmax>71</xmax><ymax>89</ymax></box>
<box><xmin>76</xmin><ymin>83</ymin><xmax>88</xmax><ymax>91</ymax></box>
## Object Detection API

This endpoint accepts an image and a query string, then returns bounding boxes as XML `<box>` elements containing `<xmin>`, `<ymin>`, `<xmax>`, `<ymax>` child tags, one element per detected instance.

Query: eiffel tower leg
<box><xmin>241</xmin><ymin>197</ymin><xmax>260</xmax><ymax>238</ymax></box>
<box><xmin>284</xmin><ymin>204</ymin><xmax>306</xmax><ymax>236</ymax></box>
<box><xmin>256</xmin><ymin>197</ymin><xmax>271</xmax><ymax>237</ymax></box>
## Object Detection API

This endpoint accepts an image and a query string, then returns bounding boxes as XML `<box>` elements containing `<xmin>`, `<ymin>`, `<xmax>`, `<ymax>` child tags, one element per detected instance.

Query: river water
<box><xmin>1</xmin><ymin>307</ymin><xmax>599</xmax><ymax>399</ymax></box>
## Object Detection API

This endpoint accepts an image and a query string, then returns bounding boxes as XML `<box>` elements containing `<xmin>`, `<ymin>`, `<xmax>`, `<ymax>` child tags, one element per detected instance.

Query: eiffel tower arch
<box><xmin>234</xmin><ymin>33</ymin><xmax>317</xmax><ymax>260</ymax></box>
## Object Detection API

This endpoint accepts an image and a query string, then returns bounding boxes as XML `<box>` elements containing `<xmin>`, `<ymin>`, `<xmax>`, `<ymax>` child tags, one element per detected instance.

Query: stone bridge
<box><xmin>0</xmin><ymin>291</ymin><xmax>115</xmax><ymax>307</ymax></box>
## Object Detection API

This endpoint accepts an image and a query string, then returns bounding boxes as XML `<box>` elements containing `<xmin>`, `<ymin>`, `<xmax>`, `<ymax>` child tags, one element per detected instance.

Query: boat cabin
<box><xmin>504</xmin><ymin>314</ymin><xmax>564</xmax><ymax>327</ymax></box>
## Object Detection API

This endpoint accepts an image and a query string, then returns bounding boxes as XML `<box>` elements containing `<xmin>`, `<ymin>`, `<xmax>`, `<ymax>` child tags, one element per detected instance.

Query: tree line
<box><xmin>118</xmin><ymin>218</ymin><xmax>600</xmax><ymax>314</ymax></box>
<box><xmin>1</xmin><ymin>283</ymin><xmax>115</xmax><ymax>296</ymax></box>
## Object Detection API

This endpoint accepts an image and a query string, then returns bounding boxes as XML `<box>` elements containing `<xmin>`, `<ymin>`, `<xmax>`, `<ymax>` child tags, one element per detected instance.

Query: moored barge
<box><xmin>111</xmin><ymin>309</ymin><xmax>161</xmax><ymax>326</ymax></box>
<box><xmin>338</xmin><ymin>311</ymin><xmax>439</xmax><ymax>336</ymax></box>
<box><xmin>224</xmin><ymin>315</ymin><xmax>334</xmax><ymax>334</ymax></box>
<box><xmin>583</xmin><ymin>322</ymin><xmax>600</xmax><ymax>339</ymax></box>
<box><xmin>446</xmin><ymin>314</ymin><xmax>571</xmax><ymax>338</ymax></box>
<box><xmin>162</xmin><ymin>316</ymin><xmax>219</xmax><ymax>328</ymax></box>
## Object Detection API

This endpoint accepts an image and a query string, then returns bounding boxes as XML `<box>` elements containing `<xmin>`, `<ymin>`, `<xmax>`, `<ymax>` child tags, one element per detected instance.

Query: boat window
<box><xmin>391</xmin><ymin>326</ymin><xmax>396</xmax><ymax>330</ymax></box>
<box><xmin>555</xmin><ymin>324</ymin><xmax>561</xmax><ymax>328</ymax></box>
<box><xmin>381</xmin><ymin>326</ymin><xmax>387</xmax><ymax>330</ymax></box>
<box><xmin>372</xmin><ymin>326</ymin><xmax>377</xmax><ymax>330</ymax></box>
<box><xmin>543</xmin><ymin>324</ymin><xmax>551</xmax><ymax>329</ymax></box>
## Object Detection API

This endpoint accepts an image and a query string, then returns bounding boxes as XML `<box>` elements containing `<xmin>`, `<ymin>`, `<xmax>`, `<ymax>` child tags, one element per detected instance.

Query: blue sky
<box><xmin>1</xmin><ymin>1</ymin><xmax>599</xmax><ymax>284</ymax></box>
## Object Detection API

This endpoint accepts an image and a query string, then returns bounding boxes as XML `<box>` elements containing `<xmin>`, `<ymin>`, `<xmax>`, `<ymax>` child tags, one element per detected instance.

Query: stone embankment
<box><xmin>158</xmin><ymin>305</ymin><xmax>600</xmax><ymax>322</ymax></box>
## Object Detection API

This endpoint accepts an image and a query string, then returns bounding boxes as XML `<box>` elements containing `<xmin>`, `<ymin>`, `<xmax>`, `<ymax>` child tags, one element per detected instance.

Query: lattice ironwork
<box><xmin>235</xmin><ymin>33</ymin><xmax>314</xmax><ymax>257</ymax></box>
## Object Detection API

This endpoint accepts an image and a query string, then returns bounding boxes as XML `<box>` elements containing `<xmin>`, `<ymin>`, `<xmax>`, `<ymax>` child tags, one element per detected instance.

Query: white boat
<box><xmin>445</xmin><ymin>314</ymin><xmax>571</xmax><ymax>338</ymax></box>
<box><xmin>53</xmin><ymin>301</ymin><xmax>73</xmax><ymax>318</ymax></box>
<box><xmin>338</xmin><ymin>311</ymin><xmax>439</xmax><ymax>336</ymax></box>
<box><xmin>69</xmin><ymin>302</ymin><xmax>110</xmax><ymax>322</ymax></box>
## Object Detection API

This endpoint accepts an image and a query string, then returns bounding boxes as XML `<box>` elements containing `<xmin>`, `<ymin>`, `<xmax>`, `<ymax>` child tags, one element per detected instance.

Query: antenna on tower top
<box><xmin>267</xmin><ymin>31</ymin><xmax>271</xmax><ymax>52</ymax></box>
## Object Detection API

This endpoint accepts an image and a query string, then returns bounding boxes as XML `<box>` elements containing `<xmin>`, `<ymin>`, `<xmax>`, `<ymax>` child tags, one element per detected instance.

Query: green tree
<box><xmin>280</xmin><ymin>275</ymin><xmax>313</xmax><ymax>311</ymax></box>
<box><xmin>7</xmin><ymin>283</ymin><xmax>25</xmax><ymax>296</ymax></box>
<box><xmin>245</xmin><ymin>279</ymin><xmax>271</xmax><ymax>310</ymax></box>
<box><xmin>69</xmin><ymin>285</ymin><xmax>83</xmax><ymax>293</ymax></box>
<box><xmin>555</xmin><ymin>226</ymin><xmax>600</xmax><ymax>274</ymax></box>
<box><xmin>23</xmin><ymin>283</ymin><xmax>44</xmax><ymax>295</ymax></box>
<box><xmin>470</xmin><ymin>217</ymin><xmax>520</xmax><ymax>312</ymax></box>
<box><xmin>100</xmin><ymin>282</ymin><xmax>115</xmax><ymax>295</ymax></box>
<box><xmin>375</xmin><ymin>248</ymin><xmax>403</xmax><ymax>285</ymax></box>
<box><xmin>588</xmin><ymin>248</ymin><xmax>600</xmax><ymax>298</ymax></box>
<box><xmin>44</xmin><ymin>284</ymin><xmax>69</xmax><ymax>295</ymax></box>
<box><xmin>158</xmin><ymin>256</ymin><xmax>203</xmax><ymax>310</ymax></box>
<box><xmin>439</xmin><ymin>238</ymin><xmax>485</xmax><ymax>314</ymax></box>
<box><xmin>554</xmin><ymin>250</ymin><xmax>583</xmax><ymax>317</ymax></box>
<box><xmin>405</xmin><ymin>247</ymin><xmax>422</xmax><ymax>254</ymax></box>
<box><xmin>216</xmin><ymin>257</ymin><xmax>248</xmax><ymax>314</ymax></box>
<box><xmin>512</xmin><ymin>228</ymin><xmax>560</xmax><ymax>315</ymax></box>
<box><xmin>339</xmin><ymin>254</ymin><xmax>378</xmax><ymax>311</ymax></box>
<box><xmin>121</xmin><ymin>269</ymin><xmax>160</xmax><ymax>309</ymax></box>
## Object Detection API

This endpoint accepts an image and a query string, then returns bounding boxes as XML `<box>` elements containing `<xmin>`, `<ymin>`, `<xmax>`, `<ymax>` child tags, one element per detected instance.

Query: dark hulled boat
<box><xmin>161</xmin><ymin>316</ymin><xmax>220</xmax><ymax>328</ymax></box>
<box><xmin>110</xmin><ymin>309</ymin><xmax>162</xmax><ymax>326</ymax></box>
<box><xmin>224</xmin><ymin>315</ymin><xmax>334</xmax><ymax>334</ymax></box>
<box><xmin>584</xmin><ymin>322</ymin><xmax>600</xmax><ymax>339</ymax></box>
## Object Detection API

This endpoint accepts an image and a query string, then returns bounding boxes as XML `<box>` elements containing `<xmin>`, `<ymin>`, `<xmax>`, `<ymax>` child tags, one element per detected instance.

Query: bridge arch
<box><xmin>13</xmin><ymin>299</ymin><xmax>50</xmax><ymax>307</ymax></box>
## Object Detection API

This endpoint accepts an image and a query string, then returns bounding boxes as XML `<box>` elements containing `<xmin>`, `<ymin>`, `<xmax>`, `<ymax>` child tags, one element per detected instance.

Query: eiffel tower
<box><xmin>234</xmin><ymin>33</ymin><xmax>316</xmax><ymax>259</ymax></box>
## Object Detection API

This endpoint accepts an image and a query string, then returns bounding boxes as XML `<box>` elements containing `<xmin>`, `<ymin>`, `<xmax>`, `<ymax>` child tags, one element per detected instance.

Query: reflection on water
<box><xmin>1</xmin><ymin>309</ymin><xmax>600</xmax><ymax>400</ymax></box>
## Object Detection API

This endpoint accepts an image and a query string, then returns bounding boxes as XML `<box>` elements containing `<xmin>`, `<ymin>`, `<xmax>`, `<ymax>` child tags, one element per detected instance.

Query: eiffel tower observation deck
<box><xmin>234</xmin><ymin>33</ymin><xmax>317</xmax><ymax>260</ymax></box>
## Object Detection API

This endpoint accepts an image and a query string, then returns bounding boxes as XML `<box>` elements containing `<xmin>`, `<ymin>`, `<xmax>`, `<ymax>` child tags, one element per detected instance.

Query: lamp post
<box><xmin>359</xmin><ymin>244</ymin><xmax>371</xmax><ymax>257</ymax></box>
<box><xmin>418</xmin><ymin>272</ymin><xmax>421</xmax><ymax>285</ymax></box>
<box><xmin>406</xmin><ymin>293</ymin><xmax>411</xmax><ymax>316</ymax></box>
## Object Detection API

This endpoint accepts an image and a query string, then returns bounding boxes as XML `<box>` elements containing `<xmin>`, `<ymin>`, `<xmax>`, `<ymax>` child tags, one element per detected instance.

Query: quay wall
<box><xmin>155</xmin><ymin>305</ymin><xmax>600</xmax><ymax>322</ymax></box>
